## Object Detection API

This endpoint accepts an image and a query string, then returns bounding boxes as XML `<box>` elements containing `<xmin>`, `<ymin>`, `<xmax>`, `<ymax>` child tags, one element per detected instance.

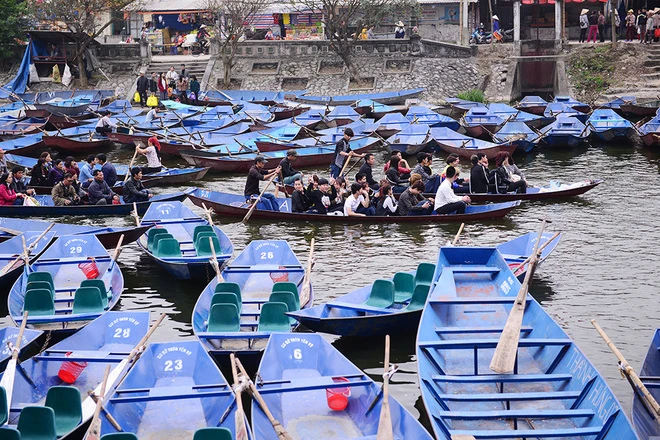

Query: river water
<box><xmin>2</xmin><ymin>140</ymin><xmax>659</xmax><ymax>434</ymax></box>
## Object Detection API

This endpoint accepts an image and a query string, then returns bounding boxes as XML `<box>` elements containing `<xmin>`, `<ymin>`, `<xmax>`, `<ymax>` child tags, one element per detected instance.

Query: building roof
<box><xmin>133</xmin><ymin>0</ymin><xmax>210</xmax><ymax>13</ymax></box>
<box><xmin>418</xmin><ymin>0</ymin><xmax>478</xmax><ymax>4</ymax></box>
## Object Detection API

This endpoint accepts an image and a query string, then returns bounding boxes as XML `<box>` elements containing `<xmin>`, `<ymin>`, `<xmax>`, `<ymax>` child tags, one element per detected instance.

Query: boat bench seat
<box><xmin>449</xmin><ymin>426</ymin><xmax>604</xmax><ymax>439</ymax></box>
<box><xmin>436</xmin><ymin>409</ymin><xmax>594</xmax><ymax>420</ymax></box>
<box><xmin>419</xmin><ymin>338</ymin><xmax>572</xmax><ymax>350</ymax></box>
<box><xmin>258</xmin><ymin>376</ymin><xmax>372</xmax><ymax>395</ymax></box>
<box><xmin>449</xmin><ymin>266</ymin><xmax>501</xmax><ymax>274</ymax></box>
<box><xmin>434</xmin><ymin>326</ymin><xmax>533</xmax><ymax>335</ymax></box>
<box><xmin>429</xmin><ymin>297</ymin><xmax>531</xmax><ymax>305</ymax></box>
<box><xmin>327</xmin><ymin>302</ymin><xmax>397</xmax><ymax>315</ymax></box>
<box><xmin>109</xmin><ymin>385</ymin><xmax>232</xmax><ymax>404</ymax></box>
<box><xmin>433</xmin><ymin>373</ymin><xmax>573</xmax><ymax>383</ymax></box>
<box><xmin>437</xmin><ymin>390</ymin><xmax>581</xmax><ymax>402</ymax></box>
<box><xmin>35</xmin><ymin>350</ymin><xmax>129</xmax><ymax>363</ymax></box>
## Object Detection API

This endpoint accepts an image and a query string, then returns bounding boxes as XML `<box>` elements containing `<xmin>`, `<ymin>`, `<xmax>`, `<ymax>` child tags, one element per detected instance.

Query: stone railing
<box><xmin>96</xmin><ymin>43</ymin><xmax>141</xmax><ymax>60</ymax></box>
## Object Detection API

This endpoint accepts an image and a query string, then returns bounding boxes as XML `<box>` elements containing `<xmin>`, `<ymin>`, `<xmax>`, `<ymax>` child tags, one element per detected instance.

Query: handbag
<box><xmin>24</xmin><ymin>196</ymin><xmax>39</xmax><ymax>206</ymax></box>
<box><xmin>655</xmin><ymin>28</ymin><xmax>660</xmax><ymax>38</ymax></box>
<box><xmin>133</xmin><ymin>91</ymin><xmax>141</xmax><ymax>102</ymax></box>
<box><xmin>146</xmin><ymin>95</ymin><xmax>158</xmax><ymax>107</ymax></box>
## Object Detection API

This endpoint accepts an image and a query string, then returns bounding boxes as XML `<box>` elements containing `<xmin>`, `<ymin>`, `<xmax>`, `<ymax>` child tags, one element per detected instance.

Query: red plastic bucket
<box><xmin>269</xmin><ymin>266</ymin><xmax>290</xmax><ymax>283</ymax></box>
<box><xmin>78</xmin><ymin>258</ymin><xmax>99</xmax><ymax>279</ymax></box>
<box><xmin>58</xmin><ymin>352</ymin><xmax>88</xmax><ymax>384</ymax></box>
<box><xmin>326</xmin><ymin>377</ymin><xmax>351</xmax><ymax>411</ymax></box>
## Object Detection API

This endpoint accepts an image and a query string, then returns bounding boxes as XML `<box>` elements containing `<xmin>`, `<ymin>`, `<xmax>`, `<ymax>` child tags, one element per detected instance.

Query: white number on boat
<box><xmin>70</xmin><ymin>246</ymin><xmax>83</xmax><ymax>254</ymax></box>
<box><xmin>260</xmin><ymin>251</ymin><xmax>274</xmax><ymax>260</ymax></box>
<box><xmin>164</xmin><ymin>359</ymin><xmax>183</xmax><ymax>371</ymax></box>
<box><xmin>113</xmin><ymin>328</ymin><xmax>131</xmax><ymax>338</ymax></box>
<box><xmin>293</xmin><ymin>348</ymin><xmax>303</xmax><ymax>360</ymax></box>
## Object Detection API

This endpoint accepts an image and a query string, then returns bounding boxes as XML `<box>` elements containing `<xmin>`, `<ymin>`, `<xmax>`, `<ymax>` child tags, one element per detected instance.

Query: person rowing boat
<box><xmin>244</xmin><ymin>156</ymin><xmax>280</xmax><ymax>211</ymax></box>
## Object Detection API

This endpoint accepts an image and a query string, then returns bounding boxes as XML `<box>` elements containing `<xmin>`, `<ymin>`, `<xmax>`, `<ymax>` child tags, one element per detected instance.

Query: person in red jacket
<box><xmin>0</xmin><ymin>172</ymin><xmax>24</xmax><ymax>205</ymax></box>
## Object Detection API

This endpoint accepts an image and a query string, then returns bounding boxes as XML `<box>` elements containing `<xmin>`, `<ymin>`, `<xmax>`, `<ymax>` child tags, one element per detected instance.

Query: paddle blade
<box><xmin>377</xmin><ymin>335</ymin><xmax>393</xmax><ymax>440</ymax></box>
<box><xmin>489</xmin><ymin>299</ymin><xmax>526</xmax><ymax>374</ymax></box>
<box><xmin>235</xmin><ymin>407</ymin><xmax>249</xmax><ymax>440</ymax></box>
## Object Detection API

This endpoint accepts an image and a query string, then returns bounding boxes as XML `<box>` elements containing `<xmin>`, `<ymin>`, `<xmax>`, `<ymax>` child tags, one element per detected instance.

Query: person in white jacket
<box><xmin>434</xmin><ymin>166</ymin><xmax>471</xmax><ymax>214</ymax></box>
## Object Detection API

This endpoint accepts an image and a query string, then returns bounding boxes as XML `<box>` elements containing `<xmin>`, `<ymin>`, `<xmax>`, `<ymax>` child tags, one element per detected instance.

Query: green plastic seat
<box><xmin>147</xmin><ymin>228</ymin><xmax>169</xmax><ymax>251</ymax></box>
<box><xmin>101</xmin><ymin>434</ymin><xmax>139</xmax><ymax>440</ymax></box>
<box><xmin>17</xmin><ymin>406</ymin><xmax>57</xmax><ymax>440</ymax></box>
<box><xmin>414</xmin><ymin>263</ymin><xmax>436</xmax><ymax>287</ymax></box>
<box><xmin>45</xmin><ymin>386</ymin><xmax>83</xmax><ymax>437</ymax></box>
<box><xmin>150</xmin><ymin>233</ymin><xmax>174</xmax><ymax>254</ymax></box>
<box><xmin>392</xmin><ymin>272</ymin><xmax>415</xmax><ymax>303</ymax></box>
<box><xmin>27</xmin><ymin>272</ymin><xmax>54</xmax><ymax>291</ymax></box>
<box><xmin>405</xmin><ymin>284</ymin><xmax>431</xmax><ymax>311</ymax></box>
<box><xmin>207</xmin><ymin>303</ymin><xmax>240</xmax><ymax>332</ymax></box>
<box><xmin>0</xmin><ymin>427</ymin><xmax>20</xmax><ymax>440</ymax></box>
<box><xmin>192</xmin><ymin>225</ymin><xmax>215</xmax><ymax>243</ymax></box>
<box><xmin>193</xmin><ymin>427</ymin><xmax>233</xmax><ymax>440</ymax></box>
<box><xmin>363</xmin><ymin>279</ymin><xmax>395</xmax><ymax>309</ymax></box>
<box><xmin>72</xmin><ymin>287</ymin><xmax>104</xmax><ymax>315</ymax></box>
<box><xmin>195</xmin><ymin>235</ymin><xmax>222</xmax><ymax>258</ymax></box>
<box><xmin>80</xmin><ymin>279</ymin><xmax>110</xmax><ymax>307</ymax></box>
<box><xmin>269</xmin><ymin>291</ymin><xmax>298</xmax><ymax>325</ymax></box>
<box><xmin>155</xmin><ymin>238</ymin><xmax>182</xmax><ymax>259</ymax></box>
<box><xmin>0</xmin><ymin>386</ymin><xmax>8</xmax><ymax>426</ymax></box>
<box><xmin>211</xmin><ymin>292</ymin><xmax>241</xmax><ymax>314</ymax></box>
<box><xmin>258</xmin><ymin>302</ymin><xmax>291</xmax><ymax>332</ymax></box>
<box><xmin>26</xmin><ymin>281</ymin><xmax>54</xmax><ymax>297</ymax></box>
<box><xmin>214</xmin><ymin>282</ymin><xmax>241</xmax><ymax>303</ymax></box>
<box><xmin>23</xmin><ymin>289</ymin><xmax>55</xmax><ymax>316</ymax></box>
<box><xmin>194</xmin><ymin>230</ymin><xmax>215</xmax><ymax>243</ymax></box>
<box><xmin>272</xmin><ymin>282</ymin><xmax>300</xmax><ymax>310</ymax></box>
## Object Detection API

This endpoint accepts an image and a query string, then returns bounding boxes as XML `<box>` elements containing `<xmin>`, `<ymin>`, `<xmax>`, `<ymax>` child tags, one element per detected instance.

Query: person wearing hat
<box><xmin>492</xmin><ymin>15</ymin><xmax>500</xmax><ymax>33</ymax></box>
<box><xmin>308</xmin><ymin>177</ymin><xmax>343</xmax><ymax>215</ymax></box>
<box><xmin>330</xmin><ymin>127</ymin><xmax>364</xmax><ymax>179</ymax></box>
<box><xmin>279</xmin><ymin>149</ymin><xmax>302</xmax><ymax>185</ymax></box>
<box><xmin>579</xmin><ymin>9</ymin><xmax>589</xmax><ymax>43</ymax></box>
<box><xmin>123</xmin><ymin>167</ymin><xmax>153</xmax><ymax>204</ymax></box>
<box><xmin>135</xmin><ymin>137</ymin><xmax>162</xmax><ymax>175</ymax></box>
<box><xmin>244</xmin><ymin>156</ymin><xmax>281</xmax><ymax>211</ymax></box>
<box><xmin>624</xmin><ymin>9</ymin><xmax>636</xmax><ymax>41</ymax></box>
<box><xmin>395</xmin><ymin>21</ymin><xmax>405</xmax><ymax>39</ymax></box>
<box><xmin>197</xmin><ymin>24</ymin><xmax>209</xmax><ymax>52</ymax></box>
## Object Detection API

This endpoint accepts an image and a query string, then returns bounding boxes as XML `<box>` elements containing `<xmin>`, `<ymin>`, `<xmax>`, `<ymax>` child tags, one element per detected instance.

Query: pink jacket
<box><xmin>0</xmin><ymin>184</ymin><xmax>17</xmax><ymax>205</ymax></box>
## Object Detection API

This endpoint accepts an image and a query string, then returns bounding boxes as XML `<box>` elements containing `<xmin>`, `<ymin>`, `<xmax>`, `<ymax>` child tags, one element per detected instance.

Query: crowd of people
<box><xmin>135</xmin><ymin>64</ymin><xmax>201</xmax><ymax>108</ymax></box>
<box><xmin>579</xmin><ymin>8</ymin><xmax>660</xmax><ymax>43</ymax></box>
<box><xmin>243</xmin><ymin>127</ymin><xmax>528</xmax><ymax>217</ymax></box>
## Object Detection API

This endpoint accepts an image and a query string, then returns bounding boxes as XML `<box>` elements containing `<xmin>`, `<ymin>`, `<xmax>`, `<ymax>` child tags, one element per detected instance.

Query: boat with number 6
<box><xmin>416</xmin><ymin>246</ymin><xmax>638</xmax><ymax>439</ymax></box>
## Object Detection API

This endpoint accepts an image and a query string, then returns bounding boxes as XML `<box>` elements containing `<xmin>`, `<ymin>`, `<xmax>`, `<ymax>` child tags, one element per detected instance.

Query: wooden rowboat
<box><xmin>417</xmin><ymin>246</ymin><xmax>638</xmax><ymax>439</ymax></box>
<box><xmin>633</xmin><ymin>329</ymin><xmax>660</xmax><ymax>440</ymax></box>
<box><xmin>253</xmin><ymin>333</ymin><xmax>433</xmax><ymax>439</ymax></box>
<box><xmin>430</xmin><ymin>127</ymin><xmax>517</xmax><ymax>160</ymax></box>
<box><xmin>0</xmin><ymin>230</ymin><xmax>57</xmax><ymax>291</ymax></box>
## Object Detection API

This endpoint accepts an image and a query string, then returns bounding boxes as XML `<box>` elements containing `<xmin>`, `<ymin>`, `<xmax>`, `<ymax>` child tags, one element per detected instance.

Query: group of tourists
<box><xmin>135</xmin><ymin>65</ymin><xmax>201</xmax><ymax>107</ymax></box>
<box><xmin>243</xmin><ymin>127</ymin><xmax>528</xmax><ymax>217</ymax></box>
<box><xmin>579</xmin><ymin>8</ymin><xmax>660</xmax><ymax>43</ymax></box>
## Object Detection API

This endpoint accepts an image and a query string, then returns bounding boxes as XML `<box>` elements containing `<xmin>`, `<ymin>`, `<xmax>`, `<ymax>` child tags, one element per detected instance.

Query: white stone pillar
<box><xmin>555</xmin><ymin>0</ymin><xmax>562</xmax><ymax>40</ymax></box>
<box><xmin>514</xmin><ymin>0</ymin><xmax>521</xmax><ymax>41</ymax></box>
<box><xmin>463</xmin><ymin>0</ymin><xmax>470</xmax><ymax>45</ymax></box>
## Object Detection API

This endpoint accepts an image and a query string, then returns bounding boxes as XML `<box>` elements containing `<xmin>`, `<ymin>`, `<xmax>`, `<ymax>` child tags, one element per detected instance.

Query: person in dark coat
<box><xmin>469</xmin><ymin>153</ymin><xmax>492</xmax><ymax>194</ymax></box>
<box><xmin>358</xmin><ymin>153</ymin><xmax>379</xmax><ymax>191</ymax></box>
<box><xmin>291</xmin><ymin>178</ymin><xmax>311</xmax><ymax>213</ymax></box>
<box><xmin>136</xmin><ymin>71</ymin><xmax>149</xmax><ymax>107</ymax></box>
<box><xmin>96</xmin><ymin>153</ymin><xmax>118</xmax><ymax>187</ymax></box>
<box><xmin>10</xmin><ymin>166</ymin><xmax>35</xmax><ymax>196</ymax></box>
<box><xmin>123</xmin><ymin>167</ymin><xmax>152</xmax><ymax>203</ymax></box>
<box><xmin>88</xmin><ymin>170</ymin><xmax>119</xmax><ymax>205</ymax></box>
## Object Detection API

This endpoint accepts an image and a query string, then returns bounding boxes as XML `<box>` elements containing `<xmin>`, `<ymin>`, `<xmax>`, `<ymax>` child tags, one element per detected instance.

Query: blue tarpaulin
<box><xmin>0</xmin><ymin>42</ymin><xmax>32</xmax><ymax>99</ymax></box>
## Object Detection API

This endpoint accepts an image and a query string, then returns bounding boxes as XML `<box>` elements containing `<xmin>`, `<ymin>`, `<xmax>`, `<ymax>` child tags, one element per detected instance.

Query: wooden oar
<box><xmin>452</xmin><ymin>223</ymin><xmax>465</xmax><ymax>246</ymax></box>
<box><xmin>1</xmin><ymin>311</ymin><xmax>29</xmax><ymax>417</ymax></box>
<box><xmin>339</xmin><ymin>155</ymin><xmax>355</xmax><ymax>178</ymax></box>
<box><xmin>234</xmin><ymin>357</ymin><xmax>293</xmax><ymax>440</ymax></box>
<box><xmin>112</xmin><ymin>234</ymin><xmax>125</xmax><ymax>262</ymax></box>
<box><xmin>208</xmin><ymin>238</ymin><xmax>224</xmax><ymax>283</ymax></box>
<box><xmin>299</xmin><ymin>239</ymin><xmax>314</xmax><ymax>307</ymax></box>
<box><xmin>0</xmin><ymin>223</ymin><xmax>55</xmax><ymax>276</ymax></box>
<box><xmin>83</xmin><ymin>365</ymin><xmax>111</xmax><ymax>440</ymax></box>
<box><xmin>592</xmin><ymin>319</ymin><xmax>660</xmax><ymax>419</ymax></box>
<box><xmin>131</xmin><ymin>202</ymin><xmax>141</xmax><ymax>226</ymax></box>
<box><xmin>511</xmin><ymin>232</ymin><xmax>561</xmax><ymax>276</ymax></box>
<box><xmin>123</xmin><ymin>146</ymin><xmax>139</xmax><ymax>183</ymax></box>
<box><xmin>0</xmin><ymin>225</ymin><xmax>22</xmax><ymax>236</ymax></box>
<box><xmin>343</xmin><ymin>156</ymin><xmax>364</xmax><ymax>178</ymax></box>
<box><xmin>230</xmin><ymin>353</ymin><xmax>250</xmax><ymax>440</ymax></box>
<box><xmin>201</xmin><ymin>203</ymin><xmax>214</xmax><ymax>226</ymax></box>
<box><xmin>489</xmin><ymin>219</ymin><xmax>547</xmax><ymax>374</ymax></box>
<box><xmin>376</xmin><ymin>334</ymin><xmax>393</xmax><ymax>440</ymax></box>
<box><xmin>242</xmin><ymin>174</ymin><xmax>277</xmax><ymax>224</ymax></box>
<box><xmin>278</xmin><ymin>171</ymin><xmax>290</xmax><ymax>199</ymax></box>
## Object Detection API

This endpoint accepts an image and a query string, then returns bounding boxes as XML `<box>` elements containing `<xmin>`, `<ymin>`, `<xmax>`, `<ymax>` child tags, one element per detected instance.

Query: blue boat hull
<box><xmin>634</xmin><ymin>329</ymin><xmax>660</xmax><ymax>440</ymax></box>
<box><xmin>416</xmin><ymin>247</ymin><xmax>638</xmax><ymax>440</ymax></box>
<box><xmin>542</xmin><ymin>134</ymin><xmax>588</xmax><ymax>148</ymax></box>
<box><xmin>592</xmin><ymin>127</ymin><xmax>636</xmax><ymax>143</ymax></box>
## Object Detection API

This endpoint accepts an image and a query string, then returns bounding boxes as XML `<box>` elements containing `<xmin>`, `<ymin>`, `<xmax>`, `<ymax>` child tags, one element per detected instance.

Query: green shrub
<box><xmin>456</xmin><ymin>89</ymin><xmax>487</xmax><ymax>103</ymax></box>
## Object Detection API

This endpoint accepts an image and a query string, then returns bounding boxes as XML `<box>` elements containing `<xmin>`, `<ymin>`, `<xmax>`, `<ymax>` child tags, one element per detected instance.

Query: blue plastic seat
<box><xmin>392</xmin><ymin>272</ymin><xmax>415</xmax><ymax>303</ymax></box>
<box><xmin>414</xmin><ymin>263</ymin><xmax>436</xmax><ymax>287</ymax></box>
<box><xmin>0</xmin><ymin>386</ymin><xmax>7</xmax><ymax>426</ymax></box>
<box><xmin>27</xmin><ymin>272</ymin><xmax>54</xmax><ymax>291</ymax></box>
<box><xmin>272</xmin><ymin>282</ymin><xmax>300</xmax><ymax>310</ymax></box>
<box><xmin>0</xmin><ymin>427</ymin><xmax>20</xmax><ymax>440</ymax></box>
<box><xmin>214</xmin><ymin>282</ymin><xmax>241</xmax><ymax>303</ymax></box>
<box><xmin>258</xmin><ymin>302</ymin><xmax>291</xmax><ymax>332</ymax></box>
<box><xmin>150</xmin><ymin>233</ymin><xmax>174</xmax><ymax>253</ymax></box>
<box><xmin>155</xmin><ymin>238</ymin><xmax>182</xmax><ymax>259</ymax></box>
<box><xmin>17</xmin><ymin>406</ymin><xmax>57</xmax><ymax>440</ymax></box>
<box><xmin>269</xmin><ymin>292</ymin><xmax>298</xmax><ymax>325</ymax></box>
<box><xmin>211</xmin><ymin>292</ymin><xmax>241</xmax><ymax>314</ymax></box>
<box><xmin>23</xmin><ymin>289</ymin><xmax>55</xmax><ymax>316</ymax></box>
<box><xmin>207</xmin><ymin>303</ymin><xmax>240</xmax><ymax>332</ymax></box>
<box><xmin>101</xmin><ymin>434</ymin><xmax>139</xmax><ymax>440</ymax></box>
<box><xmin>80</xmin><ymin>279</ymin><xmax>110</xmax><ymax>306</ymax></box>
<box><xmin>72</xmin><ymin>287</ymin><xmax>104</xmax><ymax>315</ymax></box>
<box><xmin>405</xmin><ymin>284</ymin><xmax>431</xmax><ymax>311</ymax></box>
<box><xmin>193</xmin><ymin>427</ymin><xmax>233</xmax><ymax>440</ymax></box>
<box><xmin>195</xmin><ymin>235</ymin><xmax>221</xmax><ymax>258</ymax></box>
<box><xmin>363</xmin><ymin>279</ymin><xmax>395</xmax><ymax>309</ymax></box>
<box><xmin>147</xmin><ymin>228</ymin><xmax>169</xmax><ymax>251</ymax></box>
<box><xmin>45</xmin><ymin>386</ymin><xmax>83</xmax><ymax>437</ymax></box>
<box><xmin>192</xmin><ymin>225</ymin><xmax>215</xmax><ymax>243</ymax></box>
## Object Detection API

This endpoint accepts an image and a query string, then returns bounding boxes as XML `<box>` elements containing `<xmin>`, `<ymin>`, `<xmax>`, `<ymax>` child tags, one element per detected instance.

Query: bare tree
<box><xmin>292</xmin><ymin>0</ymin><xmax>418</xmax><ymax>79</ymax></box>
<box><xmin>29</xmin><ymin>0</ymin><xmax>136</xmax><ymax>87</ymax></box>
<box><xmin>205</xmin><ymin>0</ymin><xmax>268</xmax><ymax>88</ymax></box>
